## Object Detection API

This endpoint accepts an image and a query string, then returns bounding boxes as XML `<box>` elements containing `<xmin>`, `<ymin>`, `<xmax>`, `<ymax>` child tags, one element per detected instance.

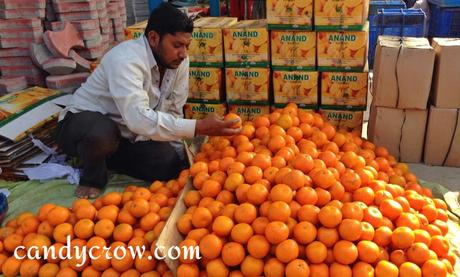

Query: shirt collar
<box><xmin>143</xmin><ymin>35</ymin><xmax>157</xmax><ymax>69</ymax></box>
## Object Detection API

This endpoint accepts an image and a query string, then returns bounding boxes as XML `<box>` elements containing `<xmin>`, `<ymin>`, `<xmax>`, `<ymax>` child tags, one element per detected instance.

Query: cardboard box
<box><xmin>271</xmin><ymin>103</ymin><xmax>317</xmax><ymax>111</ymax></box>
<box><xmin>317</xmin><ymin>23</ymin><xmax>368</xmax><ymax>71</ymax></box>
<box><xmin>228</xmin><ymin>101</ymin><xmax>270</xmax><ymax>122</ymax></box>
<box><xmin>189</xmin><ymin>17</ymin><xmax>238</xmax><ymax>67</ymax></box>
<box><xmin>266</xmin><ymin>0</ymin><xmax>313</xmax><ymax>29</ymax></box>
<box><xmin>368</xmin><ymin>106</ymin><xmax>428</xmax><ymax>163</ymax></box>
<box><xmin>424</xmin><ymin>106</ymin><xmax>460</xmax><ymax>167</ymax></box>
<box><xmin>321</xmin><ymin>71</ymin><xmax>368</xmax><ymax>109</ymax></box>
<box><xmin>223</xmin><ymin>20</ymin><xmax>269</xmax><ymax>67</ymax></box>
<box><xmin>314</xmin><ymin>0</ymin><xmax>369</xmax><ymax>30</ymax></box>
<box><xmin>431</xmin><ymin>38</ymin><xmax>460</xmax><ymax>108</ymax></box>
<box><xmin>319</xmin><ymin>108</ymin><xmax>363</xmax><ymax>133</ymax></box>
<box><xmin>184</xmin><ymin>101</ymin><xmax>227</xmax><ymax>120</ymax></box>
<box><xmin>270</xmin><ymin>30</ymin><xmax>316</xmax><ymax>70</ymax></box>
<box><xmin>188</xmin><ymin>67</ymin><xmax>223</xmax><ymax>101</ymax></box>
<box><xmin>124</xmin><ymin>20</ymin><xmax>147</xmax><ymax>40</ymax></box>
<box><xmin>372</xmin><ymin>36</ymin><xmax>435</xmax><ymax>109</ymax></box>
<box><xmin>273</xmin><ymin>70</ymin><xmax>318</xmax><ymax>107</ymax></box>
<box><xmin>226</xmin><ymin>67</ymin><xmax>270</xmax><ymax>102</ymax></box>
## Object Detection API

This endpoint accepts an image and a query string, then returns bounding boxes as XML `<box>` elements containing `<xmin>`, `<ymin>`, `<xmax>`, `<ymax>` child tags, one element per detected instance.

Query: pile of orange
<box><xmin>176</xmin><ymin>104</ymin><xmax>456</xmax><ymax>277</ymax></box>
<box><xmin>0</xmin><ymin>169</ymin><xmax>190</xmax><ymax>277</ymax></box>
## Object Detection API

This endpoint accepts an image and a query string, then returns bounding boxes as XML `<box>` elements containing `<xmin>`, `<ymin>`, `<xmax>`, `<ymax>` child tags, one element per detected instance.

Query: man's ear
<box><xmin>147</xmin><ymin>31</ymin><xmax>160</xmax><ymax>48</ymax></box>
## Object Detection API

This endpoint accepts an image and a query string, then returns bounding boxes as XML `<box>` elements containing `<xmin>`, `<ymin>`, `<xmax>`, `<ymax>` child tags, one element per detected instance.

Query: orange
<box><xmin>243</xmin><ymin>166</ymin><xmax>263</xmax><ymax>184</ymax></box>
<box><xmin>333</xmin><ymin>240</ymin><xmax>358</xmax><ymax>265</ymax></box>
<box><xmin>191</xmin><ymin>207</ymin><xmax>213</xmax><ymax>228</ymax></box>
<box><xmin>282</xmin><ymin>169</ymin><xmax>305</xmax><ymax>190</ymax></box>
<box><xmin>177</xmin><ymin>264</ymin><xmax>199</xmax><ymax>277</ymax></box>
<box><xmin>53</xmin><ymin>223</ymin><xmax>74</xmax><ymax>244</ymax></box>
<box><xmin>295</xmin><ymin>187</ymin><xmax>317</xmax><ymax>206</ymax></box>
<box><xmin>352</xmin><ymin>262</ymin><xmax>374</xmax><ymax>277</ymax></box>
<box><xmin>270</xmin><ymin>184</ymin><xmax>293</xmax><ymax>203</ymax></box>
<box><xmin>265</xmin><ymin>221</ymin><xmax>289</xmax><ymax>244</ymax></box>
<box><xmin>230</xmin><ymin>223</ymin><xmax>253</xmax><ymax>244</ymax></box>
<box><xmin>200</xmin><ymin>179</ymin><xmax>221</xmax><ymax>198</ymax></box>
<box><xmin>56</xmin><ymin>267</ymin><xmax>78</xmax><ymax>277</ymax></box>
<box><xmin>74</xmin><ymin>219</ymin><xmax>94</xmax><ymax>239</ymax></box>
<box><xmin>264</xmin><ymin>258</ymin><xmax>285</xmax><ymax>277</ymax></box>
<box><xmin>247</xmin><ymin>235</ymin><xmax>270</xmax><ymax>259</ymax></box>
<box><xmin>225</xmin><ymin>113</ymin><xmax>242</xmax><ymax>128</ymax></box>
<box><xmin>341</xmin><ymin>170</ymin><xmax>361</xmax><ymax>192</ymax></box>
<box><xmin>407</xmin><ymin>242</ymin><xmax>430</xmax><ymax>266</ymax></box>
<box><xmin>221</xmin><ymin>242</ymin><xmax>245</xmax><ymax>266</ymax></box>
<box><xmin>341</xmin><ymin>202</ymin><xmax>364</xmax><ymax>221</ymax></box>
<box><xmin>421</xmin><ymin>260</ymin><xmax>447</xmax><ymax>277</ymax></box>
<box><xmin>391</xmin><ymin>226</ymin><xmax>415</xmax><ymax>250</ymax></box>
<box><xmin>96</xmin><ymin>205</ymin><xmax>119</xmax><ymax>223</ymax></box>
<box><xmin>292</xmin><ymin>154</ymin><xmax>314</xmax><ymax>173</ymax></box>
<box><xmin>380</xmin><ymin>199</ymin><xmax>403</xmax><ymax>220</ymax></box>
<box><xmin>305</xmin><ymin>241</ymin><xmax>327</xmax><ymax>264</ymax></box>
<box><xmin>39</xmin><ymin>263</ymin><xmax>60</xmax><ymax>277</ymax></box>
<box><xmin>357</xmin><ymin>240</ymin><xmax>380</xmax><ymax>263</ymax></box>
<box><xmin>360</xmin><ymin>222</ymin><xmax>375</xmax><ymax>241</ymax></box>
<box><xmin>47</xmin><ymin>206</ymin><xmax>70</xmax><ymax>226</ymax></box>
<box><xmin>94</xmin><ymin>219</ymin><xmax>115</xmax><ymax>239</ymax></box>
<box><xmin>140</xmin><ymin>212</ymin><xmax>161</xmax><ymax>232</ymax></box>
<box><xmin>102</xmin><ymin>192</ymin><xmax>123</xmax><ymax>205</ymax></box>
<box><xmin>338</xmin><ymin>219</ymin><xmax>362</xmax><ymax>241</ymax></box>
<box><xmin>113</xmin><ymin>223</ymin><xmax>133</xmax><ymax>242</ymax></box>
<box><xmin>2</xmin><ymin>257</ymin><xmax>22</xmax><ymax>277</ymax></box>
<box><xmin>211</xmin><ymin>216</ymin><xmax>233</xmax><ymax>238</ymax></box>
<box><xmin>317</xmin><ymin>227</ymin><xmax>339</xmax><ymax>247</ymax></box>
<box><xmin>241</xmin><ymin>256</ymin><xmax>264</xmax><ymax>277</ymax></box>
<box><xmin>312</xmin><ymin>168</ymin><xmax>336</xmax><ymax>189</ymax></box>
<box><xmin>297</xmin><ymin>204</ymin><xmax>320</xmax><ymax>224</ymax></box>
<box><xmin>399</xmin><ymin>262</ymin><xmax>422</xmax><ymax>277</ymax></box>
<box><xmin>430</xmin><ymin>235</ymin><xmax>449</xmax><ymax>258</ymax></box>
<box><xmin>285</xmin><ymin>259</ymin><xmax>310</xmax><ymax>277</ymax></box>
<box><xmin>75</xmin><ymin>204</ymin><xmax>97</xmax><ymax>221</ymax></box>
<box><xmin>375</xmin><ymin>261</ymin><xmax>399</xmax><ymax>277</ymax></box>
<box><xmin>293</xmin><ymin>221</ymin><xmax>316</xmax><ymax>245</ymax></box>
<box><xmin>246</xmin><ymin>183</ymin><xmax>268</xmax><ymax>205</ymax></box>
<box><xmin>20</xmin><ymin>216</ymin><xmax>40</xmax><ymax>235</ymax></box>
<box><xmin>390</xmin><ymin>249</ymin><xmax>408</xmax><ymax>266</ymax></box>
<box><xmin>318</xmin><ymin>205</ymin><xmax>342</xmax><ymax>228</ymax></box>
<box><xmin>329</xmin><ymin>262</ymin><xmax>352</xmax><ymax>277</ymax></box>
<box><xmin>19</xmin><ymin>259</ymin><xmax>41</xmax><ymax>277</ymax></box>
<box><xmin>363</xmin><ymin>206</ymin><xmax>383</xmax><ymax>228</ymax></box>
<box><xmin>234</xmin><ymin>203</ymin><xmax>257</xmax><ymax>224</ymax></box>
<box><xmin>275</xmin><ymin>239</ymin><xmax>299</xmax><ymax>263</ymax></box>
<box><xmin>252</xmin><ymin>216</ymin><xmax>269</xmax><ymax>235</ymax></box>
<box><xmin>267</xmin><ymin>201</ymin><xmax>291</xmax><ymax>222</ymax></box>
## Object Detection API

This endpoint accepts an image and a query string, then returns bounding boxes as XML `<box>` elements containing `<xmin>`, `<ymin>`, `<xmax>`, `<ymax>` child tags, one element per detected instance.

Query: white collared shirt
<box><xmin>59</xmin><ymin>36</ymin><xmax>196</xmax><ymax>143</ymax></box>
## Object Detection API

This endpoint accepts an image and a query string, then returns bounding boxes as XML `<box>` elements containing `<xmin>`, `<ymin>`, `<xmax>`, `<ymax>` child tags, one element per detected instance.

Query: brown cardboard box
<box><xmin>431</xmin><ymin>38</ymin><xmax>460</xmax><ymax>108</ymax></box>
<box><xmin>372</xmin><ymin>36</ymin><xmax>435</xmax><ymax>110</ymax></box>
<box><xmin>424</xmin><ymin>106</ymin><xmax>460</xmax><ymax>167</ymax></box>
<box><xmin>368</xmin><ymin>106</ymin><xmax>428</xmax><ymax>163</ymax></box>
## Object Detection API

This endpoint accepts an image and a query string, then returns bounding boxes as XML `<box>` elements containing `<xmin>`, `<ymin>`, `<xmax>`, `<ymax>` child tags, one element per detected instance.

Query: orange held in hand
<box><xmin>224</xmin><ymin>113</ymin><xmax>242</xmax><ymax>129</ymax></box>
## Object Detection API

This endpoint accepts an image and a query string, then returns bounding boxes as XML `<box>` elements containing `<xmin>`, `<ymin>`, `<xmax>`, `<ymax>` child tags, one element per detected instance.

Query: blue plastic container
<box><xmin>428</xmin><ymin>0</ymin><xmax>460</xmax><ymax>7</ymax></box>
<box><xmin>429</xmin><ymin>3</ymin><xmax>460</xmax><ymax>37</ymax></box>
<box><xmin>0</xmin><ymin>193</ymin><xmax>8</xmax><ymax>226</ymax></box>
<box><xmin>369</xmin><ymin>0</ymin><xmax>407</xmax><ymax>25</ymax></box>
<box><xmin>369</xmin><ymin>8</ymin><xmax>427</xmax><ymax>68</ymax></box>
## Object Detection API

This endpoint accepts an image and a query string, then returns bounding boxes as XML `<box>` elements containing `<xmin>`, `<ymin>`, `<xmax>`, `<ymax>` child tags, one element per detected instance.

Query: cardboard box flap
<box><xmin>432</xmin><ymin>38</ymin><xmax>460</xmax><ymax>47</ymax></box>
<box><xmin>424</xmin><ymin>106</ymin><xmax>458</xmax><ymax>166</ymax></box>
<box><xmin>445</xmin><ymin>110</ymin><xmax>460</xmax><ymax>167</ymax></box>
<box><xmin>229</xmin><ymin>19</ymin><xmax>267</xmax><ymax>29</ymax></box>
<box><xmin>194</xmin><ymin>17</ymin><xmax>237</xmax><ymax>28</ymax></box>
<box><xmin>373</xmin><ymin>107</ymin><xmax>404</xmax><ymax>160</ymax></box>
<box><xmin>400</xmin><ymin>110</ymin><xmax>428</xmax><ymax>162</ymax></box>
<box><xmin>402</xmin><ymin>37</ymin><xmax>432</xmax><ymax>49</ymax></box>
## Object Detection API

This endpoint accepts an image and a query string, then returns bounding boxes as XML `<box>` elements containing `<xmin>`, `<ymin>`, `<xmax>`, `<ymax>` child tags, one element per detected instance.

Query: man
<box><xmin>56</xmin><ymin>3</ymin><xmax>240</xmax><ymax>199</ymax></box>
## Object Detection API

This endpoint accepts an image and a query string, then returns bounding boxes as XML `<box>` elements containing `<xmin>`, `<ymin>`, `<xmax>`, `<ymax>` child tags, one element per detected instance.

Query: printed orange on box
<box><xmin>271</xmin><ymin>30</ymin><xmax>316</xmax><ymax>70</ymax></box>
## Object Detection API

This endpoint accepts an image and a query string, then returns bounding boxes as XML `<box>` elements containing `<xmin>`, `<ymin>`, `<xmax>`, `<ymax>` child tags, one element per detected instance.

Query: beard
<box><xmin>152</xmin><ymin>40</ymin><xmax>183</xmax><ymax>70</ymax></box>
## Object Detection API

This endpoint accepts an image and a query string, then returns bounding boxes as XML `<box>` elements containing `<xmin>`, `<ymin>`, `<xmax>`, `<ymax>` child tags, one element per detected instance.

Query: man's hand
<box><xmin>195</xmin><ymin>114</ymin><xmax>241</xmax><ymax>137</ymax></box>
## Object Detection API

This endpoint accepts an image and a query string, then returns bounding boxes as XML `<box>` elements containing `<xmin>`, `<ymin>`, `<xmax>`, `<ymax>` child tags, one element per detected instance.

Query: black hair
<box><xmin>144</xmin><ymin>3</ymin><xmax>194</xmax><ymax>38</ymax></box>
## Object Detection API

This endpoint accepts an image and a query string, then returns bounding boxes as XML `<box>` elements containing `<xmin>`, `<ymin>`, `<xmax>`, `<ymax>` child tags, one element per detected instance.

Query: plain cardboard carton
<box><xmin>424</xmin><ymin>106</ymin><xmax>460</xmax><ymax>167</ymax></box>
<box><xmin>372</xmin><ymin>36</ymin><xmax>435</xmax><ymax>110</ymax></box>
<box><xmin>368</xmin><ymin>106</ymin><xmax>428</xmax><ymax>163</ymax></box>
<box><xmin>431</xmin><ymin>38</ymin><xmax>460</xmax><ymax>108</ymax></box>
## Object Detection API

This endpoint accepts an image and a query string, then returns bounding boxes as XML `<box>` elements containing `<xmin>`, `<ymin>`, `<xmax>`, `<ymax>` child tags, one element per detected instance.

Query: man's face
<box><xmin>148</xmin><ymin>31</ymin><xmax>192</xmax><ymax>69</ymax></box>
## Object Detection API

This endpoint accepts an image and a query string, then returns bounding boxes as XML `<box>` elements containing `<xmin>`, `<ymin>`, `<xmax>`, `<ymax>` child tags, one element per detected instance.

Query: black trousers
<box><xmin>55</xmin><ymin>111</ymin><xmax>188</xmax><ymax>189</ymax></box>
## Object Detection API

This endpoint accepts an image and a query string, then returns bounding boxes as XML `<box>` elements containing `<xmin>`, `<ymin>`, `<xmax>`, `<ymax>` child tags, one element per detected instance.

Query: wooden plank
<box><xmin>155</xmin><ymin>137</ymin><xmax>205</xmax><ymax>274</ymax></box>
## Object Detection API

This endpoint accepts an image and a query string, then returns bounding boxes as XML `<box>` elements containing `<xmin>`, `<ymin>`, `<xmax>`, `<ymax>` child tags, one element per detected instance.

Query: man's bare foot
<box><xmin>75</xmin><ymin>186</ymin><xmax>102</xmax><ymax>199</ymax></box>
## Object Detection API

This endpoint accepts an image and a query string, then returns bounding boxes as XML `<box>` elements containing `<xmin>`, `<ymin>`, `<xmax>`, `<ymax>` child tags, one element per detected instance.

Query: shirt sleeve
<box><xmin>103</xmin><ymin>57</ymin><xmax>196</xmax><ymax>141</ymax></box>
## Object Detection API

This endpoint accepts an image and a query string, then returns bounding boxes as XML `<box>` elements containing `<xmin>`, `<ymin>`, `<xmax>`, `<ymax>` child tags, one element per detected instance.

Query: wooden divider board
<box><xmin>155</xmin><ymin>137</ymin><xmax>206</xmax><ymax>273</ymax></box>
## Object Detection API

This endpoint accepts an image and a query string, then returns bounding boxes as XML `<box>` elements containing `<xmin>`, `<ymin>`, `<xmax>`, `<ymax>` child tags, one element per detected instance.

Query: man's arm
<box><xmin>104</xmin><ymin>57</ymin><xmax>196</xmax><ymax>141</ymax></box>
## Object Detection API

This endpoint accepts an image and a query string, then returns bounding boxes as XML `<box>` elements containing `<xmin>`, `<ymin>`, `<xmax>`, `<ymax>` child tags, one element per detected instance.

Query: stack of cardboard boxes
<box><xmin>184</xmin><ymin>17</ymin><xmax>237</xmax><ymax>120</ymax></box>
<box><xmin>368</xmin><ymin>36</ymin><xmax>435</xmax><ymax>163</ymax></box>
<box><xmin>315</xmin><ymin>0</ymin><xmax>370</xmax><ymax>133</ymax></box>
<box><xmin>423</xmin><ymin>38</ymin><xmax>460</xmax><ymax>167</ymax></box>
